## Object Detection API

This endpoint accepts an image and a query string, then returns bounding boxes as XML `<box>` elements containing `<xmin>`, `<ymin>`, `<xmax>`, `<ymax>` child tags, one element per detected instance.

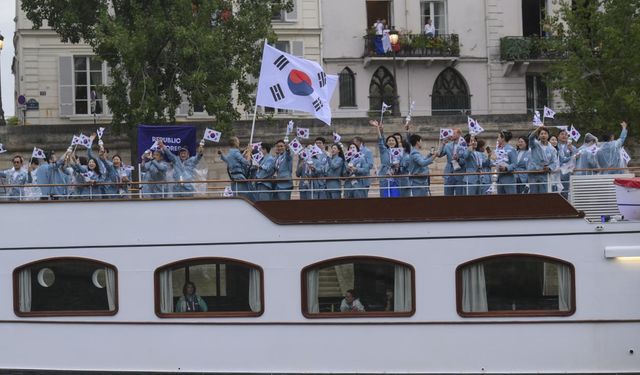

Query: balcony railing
<box><xmin>364</xmin><ymin>34</ymin><xmax>460</xmax><ymax>58</ymax></box>
<box><xmin>500</xmin><ymin>36</ymin><xmax>564</xmax><ymax>61</ymax></box>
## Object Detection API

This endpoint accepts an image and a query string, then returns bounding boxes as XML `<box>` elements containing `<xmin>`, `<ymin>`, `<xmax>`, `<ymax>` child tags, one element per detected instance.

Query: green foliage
<box><xmin>22</xmin><ymin>0</ymin><xmax>292</xmax><ymax>132</ymax></box>
<box><xmin>501</xmin><ymin>37</ymin><xmax>532</xmax><ymax>60</ymax></box>
<box><xmin>6</xmin><ymin>116</ymin><xmax>20</xmax><ymax>126</ymax></box>
<box><xmin>546</xmin><ymin>0</ymin><xmax>640</xmax><ymax>134</ymax></box>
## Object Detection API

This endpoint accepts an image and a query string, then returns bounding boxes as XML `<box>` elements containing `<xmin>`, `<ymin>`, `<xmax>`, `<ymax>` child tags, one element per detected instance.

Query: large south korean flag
<box><xmin>256</xmin><ymin>43</ymin><xmax>338</xmax><ymax>125</ymax></box>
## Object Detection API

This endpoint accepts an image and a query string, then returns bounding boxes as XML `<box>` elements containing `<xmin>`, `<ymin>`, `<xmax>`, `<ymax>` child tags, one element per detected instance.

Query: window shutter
<box><xmin>291</xmin><ymin>41</ymin><xmax>304</xmax><ymax>57</ymax></box>
<box><xmin>285</xmin><ymin>0</ymin><xmax>297</xmax><ymax>21</ymax></box>
<box><xmin>103</xmin><ymin>63</ymin><xmax>112</xmax><ymax>115</ymax></box>
<box><xmin>58</xmin><ymin>56</ymin><xmax>74</xmax><ymax>117</ymax></box>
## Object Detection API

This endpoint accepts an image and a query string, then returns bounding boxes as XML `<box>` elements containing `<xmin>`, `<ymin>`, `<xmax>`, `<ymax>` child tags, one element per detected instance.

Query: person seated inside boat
<box><xmin>175</xmin><ymin>281</ymin><xmax>208</xmax><ymax>313</ymax></box>
<box><xmin>340</xmin><ymin>289</ymin><xmax>365</xmax><ymax>312</ymax></box>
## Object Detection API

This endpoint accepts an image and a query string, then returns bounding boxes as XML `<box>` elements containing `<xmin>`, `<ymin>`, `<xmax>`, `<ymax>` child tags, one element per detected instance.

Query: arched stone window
<box><xmin>431</xmin><ymin>67</ymin><xmax>471</xmax><ymax>115</ymax></box>
<box><xmin>339</xmin><ymin>67</ymin><xmax>356</xmax><ymax>107</ymax></box>
<box><xmin>369</xmin><ymin>66</ymin><xmax>396</xmax><ymax>111</ymax></box>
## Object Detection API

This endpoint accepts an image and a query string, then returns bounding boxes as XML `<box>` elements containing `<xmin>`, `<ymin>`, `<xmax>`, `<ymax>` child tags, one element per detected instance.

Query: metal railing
<box><xmin>500</xmin><ymin>36</ymin><xmax>564</xmax><ymax>61</ymax></box>
<box><xmin>1</xmin><ymin>167</ymin><xmax>636</xmax><ymax>203</ymax></box>
<box><xmin>364</xmin><ymin>33</ymin><xmax>460</xmax><ymax>58</ymax></box>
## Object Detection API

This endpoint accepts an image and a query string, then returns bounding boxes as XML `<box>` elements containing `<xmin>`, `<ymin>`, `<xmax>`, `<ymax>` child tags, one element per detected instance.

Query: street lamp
<box><xmin>0</xmin><ymin>33</ymin><xmax>6</xmax><ymax>126</ymax></box>
<box><xmin>389</xmin><ymin>27</ymin><xmax>400</xmax><ymax>116</ymax></box>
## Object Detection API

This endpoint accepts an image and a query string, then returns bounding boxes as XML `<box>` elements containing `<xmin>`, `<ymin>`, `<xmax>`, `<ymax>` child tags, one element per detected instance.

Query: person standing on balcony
<box><xmin>423</xmin><ymin>17</ymin><xmax>435</xmax><ymax>37</ymax></box>
<box><xmin>373</xmin><ymin>18</ymin><xmax>385</xmax><ymax>54</ymax></box>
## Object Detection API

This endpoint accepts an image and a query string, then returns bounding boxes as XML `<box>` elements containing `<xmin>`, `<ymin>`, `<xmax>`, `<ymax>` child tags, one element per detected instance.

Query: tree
<box><xmin>546</xmin><ymin>0</ymin><xmax>640</xmax><ymax>134</ymax></box>
<box><xmin>22</xmin><ymin>0</ymin><xmax>291</xmax><ymax>130</ymax></box>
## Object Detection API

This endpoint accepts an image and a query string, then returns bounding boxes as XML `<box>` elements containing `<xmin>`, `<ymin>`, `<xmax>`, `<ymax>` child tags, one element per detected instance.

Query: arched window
<box><xmin>302</xmin><ymin>256</ymin><xmax>415</xmax><ymax>318</ymax></box>
<box><xmin>369</xmin><ymin>66</ymin><xmax>396</xmax><ymax>111</ymax></box>
<box><xmin>431</xmin><ymin>67</ymin><xmax>471</xmax><ymax>115</ymax></box>
<box><xmin>456</xmin><ymin>254</ymin><xmax>575</xmax><ymax>317</ymax></box>
<box><xmin>155</xmin><ymin>257</ymin><xmax>263</xmax><ymax>317</ymax></box>
<box><xmin>339</xmin><ymin>67</ymin><xmax>356</xmax><ymax>107</ymax></box>
<box><xmin>13</xmin><ymin>257</ymin><xmax>117</xmax><ymax>317</ymax></box>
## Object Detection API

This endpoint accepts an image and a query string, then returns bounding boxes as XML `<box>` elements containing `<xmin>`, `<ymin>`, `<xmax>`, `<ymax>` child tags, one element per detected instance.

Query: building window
<box><xmin>272</xmin><ymin>0</ymin><xmax>297</xmax><ymax>22</ymax></box>
<box><xmin>369</xmin><ymin>66</ymin><xmax>396</xmax><ymax>111</ymax></box>
<box><xmin>302</xmin><ymin>257</ymin><xmax>415</xmax><ymax>318</ymax></box>
<box><xmin>339</xmin><ymin>67</ymin><xmax>356</xmax><ymax>107</ymax></box>
<box><xmin>526</xmin><ymin>75</ymin><xmax>548</xmax><ymax>114</ymax></box>
<box><xmin>74</xmin><ymin>56</ymin><xmax>105</xmax><ymax>115</ymax></box>
<box><xmin>456</xmin><ymin>254</ymin><xmax>575</xmax><ymax>317</ymax></box>
<box><xmin>155</xmin><ymin>258</ymin><xmax>263</xmax><ymax>317</ymax></box>
<box><xmin>14</xmin><ymin>258</ymin><xmax>117</xmax><ymax>317</ymax></box>
<box><xmin>420</xmin><ymin>1</ymin><xmax>448</xmax><ymax>35</ymax></box>
<box><xmin>431</xmin><ymin>67</ymin><xmax>471</xmax><ymax>115</ymax></box>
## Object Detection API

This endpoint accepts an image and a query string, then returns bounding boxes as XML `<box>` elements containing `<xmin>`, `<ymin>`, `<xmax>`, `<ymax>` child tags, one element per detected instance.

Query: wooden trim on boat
<box><xmin>253</xmin><ymin>194</ymin><xmax>585</xmax><ymax>224</ymax></box>
<box><xmin>153</xmin><ymin>257</ymin><xmax>265</xmax><ymax>318</ymax></box>
<box><xmin>12</xmin><ymin>257</ymin><xmax>119</xmax><ymax>318</ymax></box>
<box><xmin>454</xmin><ymin>253</ymin><xmax>577</xmax><ymax>318</ymax></box>
<box><xmin>300</xmin><ymin>256</ymin><xmax>416</xmax><ymax>319</ymax></box>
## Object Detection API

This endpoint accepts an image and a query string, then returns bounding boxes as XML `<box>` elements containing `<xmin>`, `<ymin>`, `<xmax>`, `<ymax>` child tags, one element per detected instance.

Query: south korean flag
<box><xmin>256</xmin><ymin>43</ymin><xmax>338</xmax><ymax>125</ymax></box>
<box><xmin>0</xmin><ymin>144</ymin><xmax>6</xmax><ymax>154</ymax></box>
<box><xmin>203</xmin><ymin>128</ymin><xmax>222</xmax><ymax>142</ymax></box>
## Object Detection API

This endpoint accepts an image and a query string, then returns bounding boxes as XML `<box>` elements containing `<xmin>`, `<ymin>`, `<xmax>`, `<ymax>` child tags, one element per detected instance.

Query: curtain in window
<box><xmin>159</xmin><ymin>270</ymin><xmax>174</xmax><ymax>313</ymax></box>
<box><xmin>307</xmin><ymin>269</ymin><xmax>319</xmax><ymax>313</ymax></box>
<box><xmin>557</xmin><ymin>263</ymin><xmax>572</xmax><ymax>311</ymax></box>
<box><xmin>542</xmin><ymin>262</ymin><xmax>559</xmax><ymax>296</ymax></box>
<box><xmin>462</xmin><ymin>264</ymin><xmax>488</xmax><ymax>312</ymax></box>
<box><xmin>393</xmin><ymin>265</ymin><xmax>412</xmax><ymax>312</ymax></box>
<box><xmin>105</xmin><ymin>267</ymin><xmax>116</xmax><ymax>311</ymax></box>
<box><xmin>334</xmin><ymin>264</ymin><xmax>354</xmax><ymax>296</ymax></box>
<box><xmin>19</xmin><ymin>269</ymin><xmax>32</xmax><ymax>312</ymax></box>
<box><xmin>248</xmin><ymin>269</ymin><xmax>261</xmax><ymax>312</ymax></box>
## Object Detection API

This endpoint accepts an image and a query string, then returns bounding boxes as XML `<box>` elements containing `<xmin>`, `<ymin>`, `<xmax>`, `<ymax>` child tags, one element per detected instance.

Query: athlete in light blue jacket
<box><xmin>528</xmin><ymin>127</ymin><xmax>558</xmax><ymax>194</ymax></box>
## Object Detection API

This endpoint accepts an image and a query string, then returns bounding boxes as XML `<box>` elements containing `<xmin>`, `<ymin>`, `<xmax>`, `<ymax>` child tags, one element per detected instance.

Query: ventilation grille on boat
<box><xmin>570</xmin><ymin>173</ymin><xmax>634</xmax><ymax>222</ymax></box>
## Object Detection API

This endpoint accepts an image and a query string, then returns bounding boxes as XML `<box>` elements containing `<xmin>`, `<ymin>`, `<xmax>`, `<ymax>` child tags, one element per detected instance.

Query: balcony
<box><xmin>363</xmin><ymin>33</ymin><xmax>460</xmax><ymax>67</ymax></box>
<box><xmin>500</xmin><ymin>36</ymin><xmax>564</xmax><ymax>61</ymax></box>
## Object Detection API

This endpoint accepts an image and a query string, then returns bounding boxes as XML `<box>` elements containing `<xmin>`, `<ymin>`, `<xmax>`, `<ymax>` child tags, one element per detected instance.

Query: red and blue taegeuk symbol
<box><xmin>287</xmin><ymin>69</ymin><xmax>314</xmax><ymax>96</ymax></box>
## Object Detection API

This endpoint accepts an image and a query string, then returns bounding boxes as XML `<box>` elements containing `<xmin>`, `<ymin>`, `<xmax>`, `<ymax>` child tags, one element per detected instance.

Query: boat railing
<box><xmin>0</xmin><ymin>167</ymin><xmax>637</xmax><ymax>202</ymax></box>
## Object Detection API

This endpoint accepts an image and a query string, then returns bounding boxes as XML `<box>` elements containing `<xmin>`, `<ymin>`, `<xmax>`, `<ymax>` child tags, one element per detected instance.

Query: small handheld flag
<box><xmin>381</xmin><ymin>102</ymin><xmax>391</xmax><ymax>113</ymax></box>
<box><xmin>467</xmin><ymin>117</ymin><xmax>484</xmax><ymax>135</ymax></box>
<box><xmin>289</xmin><ymin>138</ymin><xmax>304</xmax><ymax>154</ymax></box>
<box><xmin>252</xmin><ymin>152</ymin><xmax>264</xmax><ymax>164</ymax></box>
<box><xmin>440</xmin><ymin>128</ymin><xmax>453</xmax><ymax>140</ymax></box>
<box><xmin>543</xmin><ymin>106</ymin><xmax>556</xmax><ymax>119</ymax></box>
<box><xmin>32</xmin><ymin>147</ymin><xmax>46</xmax><ymax>159</ymax></box>
<box><xmin>223</xmin><ymin>186</ymin><xmax>234</xmax><ymax>197</ymax></box>
<box><xmin>620</xmin><ymin>148</ymin><xmax>631</xmax><ymax>164</ymax></box>
<box><xmin>149</xmin><ymin>141</ymin><xmax>160</xmax><ymax>151</ymax></box>
<box><xmin>299</xmin><ymin>148</ymin><xmax>311</xmax><ymax>160</ymax></box>
<box><xmin>310</xmin><ymin>144</ymin><xmax>324</xmax><ymax>157</ymax></box>
<box><xmin>251</xmin><ymin>142</ymin><xmax>263</xmax><ymax>152</ymax></box>
<box><xmin>71</xmin><ymin>135</ymin><xmax>81</xmax><ymax>146</ymax></box>
<box><xmin>533</xmin><ymin>111</ymin><xmax>543</xmax><ymax>126</ymax></box>
<box><xmin>333</xmin><ymin>132</ymin><xmax>341</xmax><ymax>143</ymax></box>
<box><xmin>296</xmin><ymin>127</ymin><xmax>310</xmax><ymax>139</ymax></box>
<box><xmin>97</xmin><ymin>127</ymin><xmax>106</xmax><ymax>139</ymax></box>
<box><xmin>78</xmin><ymin>133</ymin><xmax>92</xmax><ymax>148</ymax></box>
<box><xmin>568</xmin><ymin>125</ymin><xmax>581</xmax><ymax>142</ymax></box>
<box><xmin>203</xmin><ymin>128</ymin><xmax>222</xmax><ymax>142</ymax></box>
<box><xmin>0</xmin><ymin>144</ymin><xmax>6</xmax><ymax>154</ymax></box>
<box><xmin>457</xmin><ymin>137</ymin><xmax>468</xmax><ymax>148</ymax></box>
<box><xmin>286</xmin><ymin>120</ymin><xmax>294</xmax><ymax>135</ymax></box>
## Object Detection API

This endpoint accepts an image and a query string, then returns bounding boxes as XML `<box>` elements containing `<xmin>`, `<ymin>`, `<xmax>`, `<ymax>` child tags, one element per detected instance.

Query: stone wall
<box><xmin>0</xmin><ymin>115</ymin><xmax>636</xmax><ymax>181</ymax></box>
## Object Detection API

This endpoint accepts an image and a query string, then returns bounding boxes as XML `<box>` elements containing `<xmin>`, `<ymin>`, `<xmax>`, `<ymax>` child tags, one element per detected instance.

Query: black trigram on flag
<box><xmin>273</xmin><ymin>55</ymin><xmax>289</xmax><ymax>71</ymax></box>
<box><xmin>270</xmin><ymin>84</ymin><xmax>285</xmax><ymax>102</ymax></box>
<box><xmin>312</xmin><ymin>98</ymin><xmax>323</xmax><ymax>111</ymax></box>
<box><xmin>317</xmin><ymin>72</ymin><xmax>327</xmax><ymax>87</ymax></box>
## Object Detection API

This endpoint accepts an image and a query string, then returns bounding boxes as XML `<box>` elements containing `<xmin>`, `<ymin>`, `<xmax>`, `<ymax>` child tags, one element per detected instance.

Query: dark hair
<box><xmin>77</xmin><ymin>156</ymin><xmax>88</xmax><ymax>166</ymax></box>
<box><xmin>182</xmin><ymin>281</ymin><xmax>196</xmax><ymax>295</ymax></box>
<box><xmin>353</xmin><ymin>136</ymin><xmax>364</xmax><ymax>144</ymax></box>
<box><xmin>44</xmin><ymin>150</ymin><xmax>55</xmax><ymax>163</ymax></box>
<box><xmin>261</xmin><ymin>142</ymin><xmax>272</xmax><ymax>153</ymax></box>
<box><xmin>464</xmin><ymin>134</ymin><xmax>472</xmax><ymax>144</ymax></box>
<box><xmin>112</xmin><ymin>154</ymin><xmax>122</xmax><ymax>162</ymax></box>
<box><xmin>275</xmin><ymin>139</ymin><xmax>285</xmax><ymax>145</ymax></box>
<box><xmin>499</xmin><ymin>130</ymin><xmax>513</xmax><ymax>142</ymax></box>
<box><xmin>402</xmin><ymin>140</ymin><xmax>411</xmax><ymax>154</ymax></box>
<box><xmin>347</xmin><ymin>141</ymin><xmax>360</xmax><ymax>152</ymax></box>
<box><xmin>88</xmin><ymin>158</ymin><xmax>102</xmax><ymax>176</ymax></box>
<box><xmin>538</xmin><ymin>127</ymin><xmax>550</xmax><ymax>137</ymax></box>
<box><xmin>103</xmin><ymin>147</ymin><xmax>110</xmax><ymax>154</ymax></box>
<box><xmin>517</xmin><ymin>136</ymin><xmax>529</xmax><ymax>150</ymax></box>
<box><xmin>30</xmin><ymin>158</ymin><xmax>40</xmax><ymax>166</ymax></box>
<box><xmin>12</xmin><ymin>155</ymin><xmax>23</xmax><ymax>163</ymax></box>
<box><xmin>409</xmin><ymin>134</ymin><xmax>422</xmax><ymax>147</ymax></box>
<box><xmin>391</xmin><ymin>132</ymin><xmax>403</xmax><ymax>146</ymax></box>
<box><xmin>346</xmin><ymin>289</ymin><xmax>357</xmax><ymax>298</ymax></box>
<box><xmin>331</xmin><ymin>143</ymin><xmax>345</xmax><ymax>160</ymax></box>
<box><xmin>314</xmin><ymin>137</ymin><xmax>326</xmax><ymax>144</ymax></box>
<box><xmin>385</xmin><ymin>135</ymin><xmax>398</xmax><ymax>148</ymax></box>
<box><xmin>601</xmin><ymin>133</ymin><xmax>615</xmax><ymax>142</ymax></box>
<box><xmin>476</xmin><ymin>139</ymin><xmax>486</xmax><ymax>151</ymax></box>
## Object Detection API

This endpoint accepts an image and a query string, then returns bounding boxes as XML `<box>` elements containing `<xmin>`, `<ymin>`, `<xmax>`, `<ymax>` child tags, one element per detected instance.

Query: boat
<box><xmin>1</xmin><ymin>187</ymin><xmax>640</xmax><ymax>374</ymax></box>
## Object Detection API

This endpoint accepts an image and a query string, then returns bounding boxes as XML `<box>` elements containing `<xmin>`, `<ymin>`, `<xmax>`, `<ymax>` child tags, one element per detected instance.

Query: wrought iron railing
<box><xmin>500</xmin><ymin>36</ymin><xmax>564</xmax><ymax>61</ymax></box>
<box><xmin>364</xmin><ymin>33</ymin><xmax>460</xmax><ymax>58</ymax></box>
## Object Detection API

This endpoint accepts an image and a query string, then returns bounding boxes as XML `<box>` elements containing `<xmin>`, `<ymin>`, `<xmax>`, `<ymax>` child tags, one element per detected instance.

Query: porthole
<box><xmin>37</xmin><ymin>268</ymin><xmax>55</xmax><ymax>288</ymax></box>
<box><xmin>92</xmin><ymin>269</ymin><xmax>106</xmax><ymax>289</ymax></box>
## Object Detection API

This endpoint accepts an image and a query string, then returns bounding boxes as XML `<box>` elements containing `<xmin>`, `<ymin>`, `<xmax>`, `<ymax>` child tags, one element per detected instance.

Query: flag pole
<box><xmin>249</xmin><ymin>39</ymin><xmax>269</xmax><ymax>146</ymax></box>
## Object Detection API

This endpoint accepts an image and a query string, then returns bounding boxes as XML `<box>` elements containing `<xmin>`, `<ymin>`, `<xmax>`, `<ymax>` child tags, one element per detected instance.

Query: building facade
<box><xmin>11</xmin><ymin>0</ymin><xmax>562</xmax><ymax>125</ymax></box>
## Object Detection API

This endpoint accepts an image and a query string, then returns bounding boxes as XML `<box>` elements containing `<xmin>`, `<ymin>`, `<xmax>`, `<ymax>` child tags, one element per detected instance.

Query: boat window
<box><xmin>155</xmin><ymin>258</ymin><xmax>263</xmax><ymax>317</ymax></box>
<box><xmin>14</xmin><ymin>258</ymin><xmax>117</xmax><ymax>317</ymax></box>
<box><xmin>456</xmin><ymin>254</ymin><xmax>575</xmax><ymax>317</ymax></box>
<box><xmin>302</xmin><ymin>257</ymin><xmax>415</xmax><ymax>317</ymax></box>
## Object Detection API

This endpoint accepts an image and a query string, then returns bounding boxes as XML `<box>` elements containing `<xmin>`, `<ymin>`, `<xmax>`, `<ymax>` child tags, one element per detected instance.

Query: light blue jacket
<box><xmin>596</xmin><ymin>128</ymin><xmax>628</xmax><ymax>174</ymax></box>
<box><xmin>377</xmin><ymin>137</ymin><xmax>394</xmax><ymax>177</ymax></box>
<box><xmin>528</xmin><ymin>133</ymin><xmax>558</xmax><ymax>171</ymax></box>
<box><xmin>163</xmin><ymin>149</ymin><xmax>203</xmax><ymax>190</ymax></box>
<box><xmin>326</xmin><ymin>155</ymin><xmax>344</xmax><ymax>190</ymax></box>
<box><xmin>439</xmin><ymin>141</ymin><xmax>466</xmax><ymax>174</ymax></box>
<box><xmin>515</xmin><ymin>149</ymin><xmax>530</xmax><ymax>183</ymax></box>
<box><xmin>496</xmin><ymin>144</ymin><xmax>518</xmax><ymax>185</ymax></box>
<box><xmin>254</xmin><ymin>154</ymin><xmax>276</xmax><ymax>188</ymax></box>
<box><xmin>274</xmin><ymin>150</ymin><xmax>293</xmax><ymax>189</ymax></box>
<box><xmin>0</xmin><ymin>168</ymin><xmax>28</xmax><ymax>199</ymax></box>
<box><xmin>141</xmin><ymin>159</ymin><xmax>169</xmax><ymax>194</ymax></box>
<box><xmin>408</xmin><ymin>148</ymin><xmax>434</xmax><ymax>185</ymax></box>
<box><xmin>221</xmin><ymin>148</ymin><xmax>250</xmax><ymax>180</ymax></box>
<box><xmin>36</xmin><ymin>158</ymin><xmax>70</xmax><ymax>197</ymax></box>
<box><xmin>359</xmin><ymin>144</ymin><xmax>374</xmax><ymax>187</ymax></box>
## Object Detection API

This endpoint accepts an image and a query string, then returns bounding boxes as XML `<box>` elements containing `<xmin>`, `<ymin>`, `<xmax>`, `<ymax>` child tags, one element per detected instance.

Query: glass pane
<box><xmin>274</xmin><ymin>41</ymin><xmax>290</xmax><ymax>53</ymax></box>
<box><xmin>189</xmin><ymin>264</ymin><xmax>218</xmax><ymax>297</ymax></box>
<box><xmin>90</xmin><ymin>72</ymin><xmax>103</xmax><ymax>85</ymax></box>
<box><xmin>75</xmin><ymin>72</ymin><xmax>87</xmax><ymax>86</ymax></box>
<box><xmin>309</xmin><ymin>261</ymin><xmax>411</xmax><ymax>314</ymax></box>
<box><xmin>93</xmin><ymin>100</ymin><xmax>103</xmax><ymax>115</ymax></box>
<box><xmin>24</xmin><ymin>260</ymin><xmax>114</xmax><ymax>312</ymax></box>
<box><xmin>75</xmin><ymin>101</ymin><xmax>88</xmax><ymax>114</ymax></box>
<box><xmin>90</xmin><ymin>57</ymin><xmax>103</xmax><ymax>71</ymax></box>
<box><xmin>75</xmin><ymin>86</ymin><xmax>88</xmax><ymax>100</ymax></box>
<box><xmin>171</xmin><ymin>268</ymin><xmax>186</xmax><ymax>296</ymax></box>
<box><xmin>74</xmin><ymin>57</ymin><xmax>87</xmax><ymax>71</ymax></box>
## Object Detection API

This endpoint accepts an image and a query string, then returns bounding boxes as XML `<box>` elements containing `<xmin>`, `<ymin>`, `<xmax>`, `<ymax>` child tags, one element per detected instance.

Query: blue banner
<box><xmin>137</xmin><ymin>125</ymin><xmax>197</xmax><ymax>160</ymax></box>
